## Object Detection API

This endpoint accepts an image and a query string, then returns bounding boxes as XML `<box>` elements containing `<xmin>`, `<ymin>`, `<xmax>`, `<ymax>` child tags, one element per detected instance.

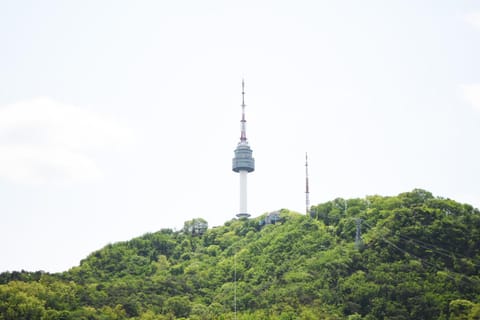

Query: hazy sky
<box><xmin>1</xmin><ymin>1</ymin><xmax>479</xmax><ymax>272</ymax></box>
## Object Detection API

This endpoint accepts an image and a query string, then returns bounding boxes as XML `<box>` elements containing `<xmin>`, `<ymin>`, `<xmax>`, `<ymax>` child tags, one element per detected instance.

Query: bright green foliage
<box><xmin>0</xmin><ymin>189</ymin><xmax>479</xmax><ymax>319</ymax></box>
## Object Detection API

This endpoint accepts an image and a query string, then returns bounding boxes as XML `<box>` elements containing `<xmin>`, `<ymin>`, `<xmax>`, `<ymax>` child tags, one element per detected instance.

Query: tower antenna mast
<box><xmin>305</xmin><ymin>152</ymin><xmax>310</xmax><ymax>215</ymax></box>
<box><xmin>240</xmin><ymin>80</ymin><xmax>247</xmax><ymax>143</ymax></box>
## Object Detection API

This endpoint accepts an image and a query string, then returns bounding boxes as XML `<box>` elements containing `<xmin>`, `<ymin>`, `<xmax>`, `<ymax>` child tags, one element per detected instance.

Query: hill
<box><xmin>1</xmin><ymin>189</ymin><xmax>479</xmax><ymax>319</ymax></box>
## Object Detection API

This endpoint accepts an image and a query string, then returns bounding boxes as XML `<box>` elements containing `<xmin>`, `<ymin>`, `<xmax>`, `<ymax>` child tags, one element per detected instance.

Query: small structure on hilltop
<box><xmin>259</xmin><ymin>211</ymin><xmax>282</xmax><ymax>227</ymax></box>
<box><xmin>183</xmin><ymin>218</ymin><xmax>208</xmax><ymax>236</ymax></box>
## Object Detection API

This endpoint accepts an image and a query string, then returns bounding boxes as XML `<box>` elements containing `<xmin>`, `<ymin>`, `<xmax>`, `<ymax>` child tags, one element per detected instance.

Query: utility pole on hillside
<box><xmin>305</xmin><ymin>152</ymin><xmax>310</xmax><ymax>216</ymax></box>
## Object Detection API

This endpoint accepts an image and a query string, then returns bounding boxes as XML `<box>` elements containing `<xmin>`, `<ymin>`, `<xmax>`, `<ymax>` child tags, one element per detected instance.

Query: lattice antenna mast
<box><xmin>355</xmin><ymin>218</ymin><xmax>363</xmax><ymax>249</ymax></box>
<box><xmin>240</xmin><ymin>80</ymin><xmax>247</xmax><ymax>144</ymax></box>
<box><xmin>234</xmin><ymin>253</ymin><xmax>237</xmax><ymax>319</ymax></box>
<box><xmin>305</xmin><ymin>152</ymin><xmax>310</xmax><ymax>215</ymax></box>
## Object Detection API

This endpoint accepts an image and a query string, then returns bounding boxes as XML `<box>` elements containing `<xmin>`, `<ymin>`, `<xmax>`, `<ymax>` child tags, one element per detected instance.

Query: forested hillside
<box><xmin>1</xmin><ymin>189</ymin><xmax>479</xmax><ymax>319</ymax></box>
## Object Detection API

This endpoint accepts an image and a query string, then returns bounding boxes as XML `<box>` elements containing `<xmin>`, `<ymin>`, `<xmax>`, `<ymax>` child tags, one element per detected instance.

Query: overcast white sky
<box><xmin>1</xmin><ymin>0</ymin><xmax>480</xmax><ymax>272</ymax></box>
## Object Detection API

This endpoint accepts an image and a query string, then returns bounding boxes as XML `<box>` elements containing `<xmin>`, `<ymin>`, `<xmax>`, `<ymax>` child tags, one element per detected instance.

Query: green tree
<box><xmin>164</xmin><ymin>296</ymin><xmax>191</xmax><ymax>318</ymax></box>
<box><xmin>450</xmin><ymin>300</ymin><xmax>475</xmax><ymax>320</ymax></box>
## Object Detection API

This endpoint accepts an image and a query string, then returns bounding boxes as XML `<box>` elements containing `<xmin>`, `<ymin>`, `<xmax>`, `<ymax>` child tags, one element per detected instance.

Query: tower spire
<box><xmin>240</xmin><ymin>79</ymin><xmax>247</xmax><ymax>143</ymax></box>
<box><xmin>242</xmin><ymin>79</ymin><xmax>245</xmax><ymax>106</ymax></box>
<box><xmin>305</xmin><ymin>152</ymin><xmax>310</xmax><ymax>215</ymax></box>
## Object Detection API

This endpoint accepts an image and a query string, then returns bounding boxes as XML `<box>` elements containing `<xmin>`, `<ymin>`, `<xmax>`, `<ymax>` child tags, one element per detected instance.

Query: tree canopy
<box><xmin>1</xmin><ymin>189</ymin><xmax>479</xmax><ymax>319</ymax></box>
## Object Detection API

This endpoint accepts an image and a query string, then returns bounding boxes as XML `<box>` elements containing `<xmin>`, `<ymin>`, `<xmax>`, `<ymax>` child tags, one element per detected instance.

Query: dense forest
<box><xmin>1</xmin><ymin>189</ymin><xmax>479</xmax><ymax>319</ymax></box>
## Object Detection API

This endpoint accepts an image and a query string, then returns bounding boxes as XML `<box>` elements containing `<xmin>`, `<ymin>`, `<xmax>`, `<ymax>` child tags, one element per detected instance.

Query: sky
<box><xmin>1</xmin><ymin>0</ymin><xmax>480</xmax><ymax>272</ymax></box>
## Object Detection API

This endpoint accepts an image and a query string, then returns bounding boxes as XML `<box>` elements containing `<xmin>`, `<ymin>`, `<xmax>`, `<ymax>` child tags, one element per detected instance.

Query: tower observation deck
<box><xmin>232</xmin><ymin>80</ymin><xmax>255</xmax><ymax>218</ymax></box>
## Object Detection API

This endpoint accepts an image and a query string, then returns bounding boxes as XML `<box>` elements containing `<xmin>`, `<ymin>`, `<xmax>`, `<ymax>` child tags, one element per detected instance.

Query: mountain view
<box><xmin>1</xmin><ymin>189</ymin><xmax>479</xmax><ymax>319</ymax></box>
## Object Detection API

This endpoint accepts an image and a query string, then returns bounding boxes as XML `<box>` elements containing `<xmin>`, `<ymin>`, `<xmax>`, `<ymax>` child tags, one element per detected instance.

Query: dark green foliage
<box><xmin>1</xmin><ymin>189</ymin><xmax>479</xmax><ymax>319</ymax></box>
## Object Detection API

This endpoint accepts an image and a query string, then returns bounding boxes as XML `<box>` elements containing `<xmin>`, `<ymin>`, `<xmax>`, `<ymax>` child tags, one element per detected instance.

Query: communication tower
<box><xmin>305</xmin><ymin>152</ymin><xmax>310</xmax><ymax>215</ymax></box>
<box><xmin>232</xmin><ymin>80</ymin><xmax>255</xmax><ymax>219</ymax></box>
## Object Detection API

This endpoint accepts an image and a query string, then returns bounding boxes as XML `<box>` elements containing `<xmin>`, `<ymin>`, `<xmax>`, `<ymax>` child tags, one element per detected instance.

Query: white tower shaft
<box><xmin>239</xmin><ymin>170</ymin><xmax>247</xmax><ymax>214</ymax></box>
